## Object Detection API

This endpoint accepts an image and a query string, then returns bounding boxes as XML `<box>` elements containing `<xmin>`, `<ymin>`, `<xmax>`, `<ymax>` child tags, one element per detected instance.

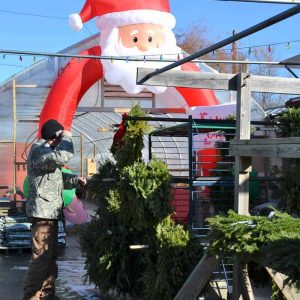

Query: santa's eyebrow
<box><xmin>147</xmin><ymin>30</ymin><xmax>155</xmax><ymax>36</ymax></box>
<box><xmin>130</xmin><ymin>30</ymin><xmax>139</xmax><ymax>36</ymax></box>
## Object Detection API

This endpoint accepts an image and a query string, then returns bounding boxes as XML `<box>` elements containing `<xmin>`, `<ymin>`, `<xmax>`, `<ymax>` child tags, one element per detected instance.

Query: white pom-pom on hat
<box><xmin>69</xmin><ymin>13</ymin><xmax>83</xmax><ymax>31</ymax></box>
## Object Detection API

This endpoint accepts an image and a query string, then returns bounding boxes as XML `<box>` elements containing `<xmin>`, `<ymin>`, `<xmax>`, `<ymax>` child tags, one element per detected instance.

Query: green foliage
<box><xmin>279</xmin><ymin>158</ymin><xmax>300</xmax><ymax>214</ymax></box>
<box><xmin>114</xmin><ymin>104</ymin><xmax>153</xmax><ymax>168</ymax></box>
<box><xmin>81</xmin><ymin>104</ymin><xmax>203</xmax><ymax>299</ymax></box>
<box><xmin>156</xmin><ymin>217</ymin><xmax>189</xmax><ymax>247</ymax></box>
<box><xmin>119</xmin><ymin>159</ymin><xmax>173</xmax><ymax>230</ymax></box>
<box><xmin>271</xmin><ymin>281</ymin><xmax>285</xmax><ymax>300</ymax></box>
<box><xmin>207</xmin><ymin>210</ymin><xmax>300</xmax><ymax>288</ymax></box>
<box><xmin>276</xmin><ymin>108</ymin><xmax>300</xmax><ymax>137</ymax></box>
<box><xmin>275</xmin><ymin>108</ymin><xmax>300</xmax><ymax>215</ymax></box>
<box><xmin>143</xmin><ymin>218</ymin><xmax>202</xmax><ymax>300</ymax></box>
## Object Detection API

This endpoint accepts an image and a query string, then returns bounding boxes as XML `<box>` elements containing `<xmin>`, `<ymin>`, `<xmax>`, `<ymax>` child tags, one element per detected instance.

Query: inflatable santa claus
<box><xmin>39</xmin><ymin>0</ymin><xmax>218</xmax><ymax>133</ymax></box>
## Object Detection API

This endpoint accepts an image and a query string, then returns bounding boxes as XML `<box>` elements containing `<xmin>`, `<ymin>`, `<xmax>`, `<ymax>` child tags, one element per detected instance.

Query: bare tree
<box><xmin>250</xmin><ymin>47</ymin><xmax>288</xmax><ymax>109</ymax></box>
<box><xmin>177</xmin><ymin>25</ymin><xmax>247</xmax><ymax>74</ymax></box>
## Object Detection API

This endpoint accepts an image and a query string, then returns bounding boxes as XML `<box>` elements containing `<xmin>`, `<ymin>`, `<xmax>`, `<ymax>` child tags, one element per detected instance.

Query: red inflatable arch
<box><xmin>39</xmin><ymin>46</ymin><xmax>218</xmax><ymax>135</ymax></box>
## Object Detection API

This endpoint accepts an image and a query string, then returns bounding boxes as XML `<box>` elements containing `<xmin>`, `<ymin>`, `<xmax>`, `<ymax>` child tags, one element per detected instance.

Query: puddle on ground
<box><xmin>57</xmin><ymin>258</ymin><xmax>101</xmax><ymax>299</ymax></box>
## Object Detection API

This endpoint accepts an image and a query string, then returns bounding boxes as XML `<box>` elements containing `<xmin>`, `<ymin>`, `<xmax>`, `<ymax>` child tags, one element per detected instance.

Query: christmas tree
<box><xmin>80</xmin><ymin>105</ymin><xmax>203</xmax><ymax>299</ymax></box>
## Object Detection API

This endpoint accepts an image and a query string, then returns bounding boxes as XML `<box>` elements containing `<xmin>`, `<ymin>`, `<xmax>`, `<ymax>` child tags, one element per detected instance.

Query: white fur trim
<box><xmin>69</xmin><ymin>13</ymin><xmax>83</xmax><ymax>31</ymax></box>
<box><xmin>96</xmin><ymin>9</ymin><xmax>176</xmax><ymax>30</ymax></box>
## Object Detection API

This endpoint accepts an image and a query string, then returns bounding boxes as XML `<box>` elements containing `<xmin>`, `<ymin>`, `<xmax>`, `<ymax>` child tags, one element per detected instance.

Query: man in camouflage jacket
<box><xmin>23</xmin><ymin>119</ymin><xmax>86</xmax><ymax>300</ymax></box>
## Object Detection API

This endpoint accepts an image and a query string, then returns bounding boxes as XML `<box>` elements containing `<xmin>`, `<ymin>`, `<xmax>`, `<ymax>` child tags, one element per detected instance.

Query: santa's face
<box><xmin>118</xmin><ymin>23</ymin><xmax>165</xmax><ymax>52</ymax></box>
<box><xmin>100</xmin><ymin>23</ymin><xmax>181</xmax><ymax>94</ymax></box>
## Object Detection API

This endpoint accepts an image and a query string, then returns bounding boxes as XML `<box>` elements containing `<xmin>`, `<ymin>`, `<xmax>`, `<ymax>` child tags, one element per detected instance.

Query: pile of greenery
<box><xmin>80</xmin><ymin>105</ymin><xmax>203</xmax><ymax>299</ymax></box>
<box><xmin>275</xmin><ymin>108</ymin><xmax>300</xmax><ymax>215</ymax></box>
<box><xmin>207</xmin><ymin>210</ymin><xmax>300</xmax><ymax>289</ymax></box>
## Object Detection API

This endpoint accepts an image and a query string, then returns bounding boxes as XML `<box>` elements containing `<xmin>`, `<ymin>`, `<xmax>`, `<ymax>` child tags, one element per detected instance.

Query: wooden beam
<box><xmin>137</xmin><ymin>68</ymin><xmax>238</xmax><ymax>90</ymax></box>
<box><xmin>0</xmin><ymin>140</ymin><xmax>13</xmax><ymax>143</ymax></box>
<box><xmin>137</xmin><ymin>68</ymin><xmax>300</xmax><ymax>95</ymax></box>
<box><xmin>174</xmin><ymin>254</ymin><xmax>221</xmax><ymax>300</ymax></box>
<box><xmin>15</xmin><ymin>84</ymin><xmax>37</xmax><ymax>88</ymax></box>
<box><xmin>230</xmin><ymin>137</ymin><xmax>300</xmax><ymax>158</ymax></box>
<box><xmin>251</xmin><ymin>75</ymin><xmax>300</xmax><ymax>94</ymax></box>
<box><xmin>265</xmin><ymin>268</ymin><xmax>300</xmax><ymax>300</ymax></box>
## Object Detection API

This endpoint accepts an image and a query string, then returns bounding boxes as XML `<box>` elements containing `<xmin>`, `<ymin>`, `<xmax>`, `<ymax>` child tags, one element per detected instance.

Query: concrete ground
<box><xmin>0</xmin><ymin>231</ymin><xmax>101</xmax><ymax>300</ymax></box>
<box><xmin>0</xmin><ymin>199</ymin><xmax>101</xmax><ymax>300</ymax></box>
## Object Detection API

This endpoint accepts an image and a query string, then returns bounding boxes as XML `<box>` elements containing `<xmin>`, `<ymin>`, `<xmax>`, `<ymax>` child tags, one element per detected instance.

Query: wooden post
<box><xmin>240</xmin><ymin>263</ymin><xmax>255</xmax><ymax>300</ymax></box>
<box><xmin>80</xmin><ymin>133</ymin><xmax>84</xmax><ymax>176</ymax></box>
<box><xmin>12</xmin><ymin>79</ymin><xmax>17</xmax><ymax>201</ymax></box>
<box><xmin>232</xmin><ymin>260</ymin><xmax>255</xmax><ymax>300</ymax></box>
<box><xmin>234</xmin><ymin>73</ymin><xmax>252</xmax><ymax>215</ymax></box>
<box><xmin>233</xmin><ymin>73</ymin><xmax>252</xmax><ymax>300</ymax></box>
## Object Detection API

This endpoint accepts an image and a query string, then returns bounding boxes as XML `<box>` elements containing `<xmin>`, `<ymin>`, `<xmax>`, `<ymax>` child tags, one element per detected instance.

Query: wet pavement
<box><xmin>0</xmin><ymin>200</ymin><xmax>102</xmax><ymax>300</ymax></box>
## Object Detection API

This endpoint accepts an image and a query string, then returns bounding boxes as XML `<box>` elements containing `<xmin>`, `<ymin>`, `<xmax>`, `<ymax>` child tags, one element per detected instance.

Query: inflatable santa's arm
<box><xmin>176</xmin><ymin>62</ymin><xmax>219</xmax><ymax>107</ymax></box>
<box><xmin>39</xmin><ymin>46</ymin><xmax>103</xmax><ymax>137</ymax></box>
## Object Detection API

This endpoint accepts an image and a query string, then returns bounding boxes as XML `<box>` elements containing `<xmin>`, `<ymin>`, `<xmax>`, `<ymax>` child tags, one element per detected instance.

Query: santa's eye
<box><xmin>133</xmin><ymin>37</ymin><xmax>138</xmax><ymax>43</ymax></box>
<box><xmin>148</xmin><ymin>36</ymin><xmax>153</xmax><ymax>43</ymax></box>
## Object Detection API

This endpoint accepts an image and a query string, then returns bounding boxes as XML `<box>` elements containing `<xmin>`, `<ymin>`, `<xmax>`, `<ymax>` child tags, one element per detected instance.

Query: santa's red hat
<box><xmin>69</xmin><ymin>0</ymin><xmax>176</xmax><ymax>31</ymax></box>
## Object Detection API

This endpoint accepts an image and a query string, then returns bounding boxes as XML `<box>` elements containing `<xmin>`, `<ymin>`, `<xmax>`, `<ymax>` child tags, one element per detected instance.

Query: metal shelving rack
<box><xmin>149</xmin><ymin>117</ymin><xmax>237</xmax><ymax>234</ymax></box>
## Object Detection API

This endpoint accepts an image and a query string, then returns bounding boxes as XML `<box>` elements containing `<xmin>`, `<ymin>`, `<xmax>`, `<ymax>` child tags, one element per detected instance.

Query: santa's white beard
<box><xmin>100</xmin><ymin>27</ymin><xmax>182</xmax><ymax>94</ymax></box>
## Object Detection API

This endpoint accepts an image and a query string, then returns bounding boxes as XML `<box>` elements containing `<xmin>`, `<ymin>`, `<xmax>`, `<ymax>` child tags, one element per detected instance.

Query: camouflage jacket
<box><xmin>26</xmin><ymin>136</ymin><xmax>78</xmax><ymax>219</ymax></box>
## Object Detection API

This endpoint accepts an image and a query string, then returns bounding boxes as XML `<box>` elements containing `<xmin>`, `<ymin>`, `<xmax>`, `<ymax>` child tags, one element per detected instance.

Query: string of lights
<box><xmin>1</xmin><ymin>48</ymin><xmax>299</xmax><ymax>68</ymax></box>
<box><xmin>217</xmin><ymin>39</ymin><xmax>300</xmax><ymax>54</ymax></box>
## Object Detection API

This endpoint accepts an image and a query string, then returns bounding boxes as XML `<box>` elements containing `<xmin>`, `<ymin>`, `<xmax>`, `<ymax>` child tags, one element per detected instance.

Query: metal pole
<box><xmin>188</xmin><ymin>115</ymin><xmax>194</xmax><ymax>226</ymax></box>
<box><xmin>137</xmin><ymin>4</ymin><xmax>300</xmax><ymax>84</ymax></box>
<box><xmin>12</xmin><ymin>79</ymin><xmax>17</xmax><ymax>201</ymax></box>
<box><xmin>285</xmin><ymin>66</ymin><xmax>299</xmax><ymax>78</ymax></box>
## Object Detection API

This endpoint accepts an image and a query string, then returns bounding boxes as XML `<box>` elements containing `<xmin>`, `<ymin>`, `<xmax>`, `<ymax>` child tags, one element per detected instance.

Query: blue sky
<box><xmin>0</xmin><ymin>0</ymin><xmax>299</xmax><ymax>83</ymax></box>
